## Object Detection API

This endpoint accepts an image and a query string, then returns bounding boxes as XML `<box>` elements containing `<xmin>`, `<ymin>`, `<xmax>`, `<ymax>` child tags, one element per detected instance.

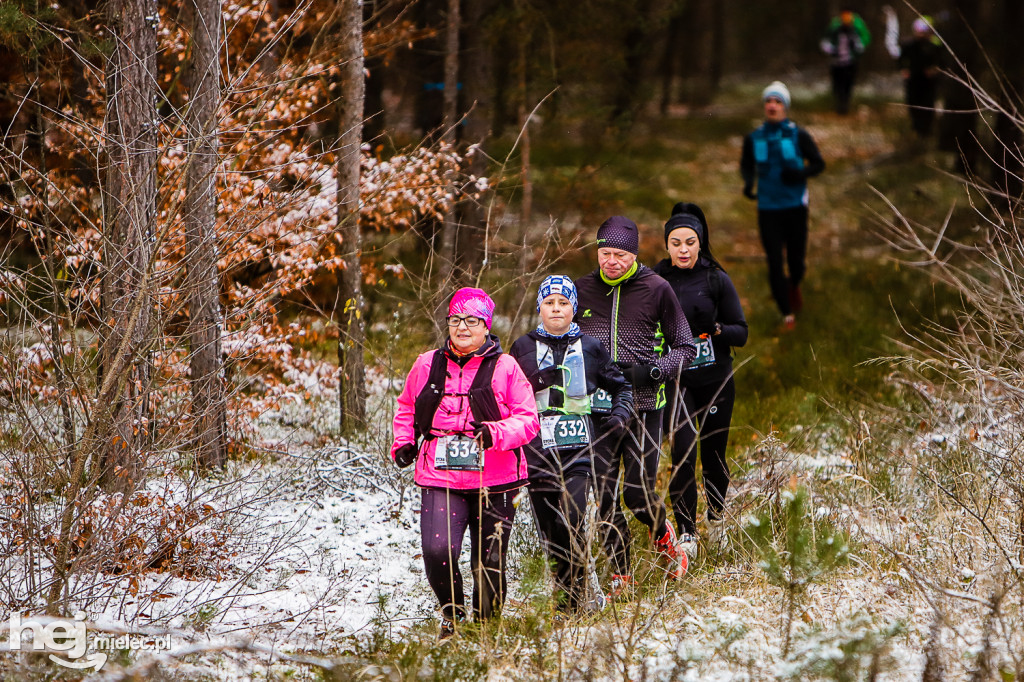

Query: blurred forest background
<box><xmin>1</xmin><ymin>0</ymin><xmax>1017</xmax><ymax>440</ymax></box>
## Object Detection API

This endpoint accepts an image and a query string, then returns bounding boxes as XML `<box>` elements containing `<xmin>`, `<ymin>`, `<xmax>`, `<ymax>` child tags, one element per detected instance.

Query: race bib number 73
<box><xmin>686</xmin><ymin>335</ymin><xmax>716</xmax><ymax>370</ymax></box>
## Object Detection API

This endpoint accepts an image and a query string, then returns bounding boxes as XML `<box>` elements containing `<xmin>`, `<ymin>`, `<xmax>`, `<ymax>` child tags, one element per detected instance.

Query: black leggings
<box><xmin>419</xmin><ymin>486</ymin><xmax>518</xmax><ymax>621</ymax></box>
<box><xmin>830</xmin><ymin>63</ymin><xmax>858</xmax><ymax>114</ymax></box>
<box><xmin>529</xmin><ymin>473</ymin><xmax>590</xmax><ymax>612</ymax></box>
<box><xmin>592</xmin><ymin>409</ymin><xmax>669</xmax><ymax>576</ymax></box>
<box><xmin>759</xmin><ymin>206</ymin><xmax>808</xmax><ymax>316</ymax></box>
<box><xmin>667</xmin><ymin>378</ymin><xmax>735</xmax><ymax>536</ymax></box>
<box><xmin>905</xmin><ymin>77</ymin><xmax>937</xmax><ymax>136</ymax></box>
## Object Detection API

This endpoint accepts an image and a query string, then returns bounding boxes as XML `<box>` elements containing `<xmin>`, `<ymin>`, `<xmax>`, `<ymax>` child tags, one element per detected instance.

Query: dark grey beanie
<box><xmin>596</xmin><ymin>216</ymin><xmax>639</xmax><ymax>255</ymax></box>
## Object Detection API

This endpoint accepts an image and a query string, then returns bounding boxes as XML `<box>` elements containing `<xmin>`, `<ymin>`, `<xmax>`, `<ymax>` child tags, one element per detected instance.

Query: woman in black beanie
<box><xmin>654</xmin><ymin>203</ymin><xmax>748</xmax><ymax>557</ymax></box>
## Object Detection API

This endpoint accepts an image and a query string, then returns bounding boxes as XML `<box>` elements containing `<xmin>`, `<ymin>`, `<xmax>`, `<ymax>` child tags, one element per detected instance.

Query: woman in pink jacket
<box><xmin>391</xmin><ymin>287</ymin><xmax>539</xmax><ymax>640</ymax></box>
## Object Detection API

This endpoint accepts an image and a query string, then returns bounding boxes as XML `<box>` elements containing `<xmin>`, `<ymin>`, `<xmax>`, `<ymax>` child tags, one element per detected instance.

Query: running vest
<box><xmin>413</xmin><ymin>349</ymin><xmax>502</xmax><ymax>443</ymax></box>
<box><xmin>534</xmin><ymin>338</ymin><xmax>592</xmax><ymax>416</ymax></box>
<box><xmin>751</xmin><ymin>121</ymin><xmax>807</xmax><ymax>210</ymax></box>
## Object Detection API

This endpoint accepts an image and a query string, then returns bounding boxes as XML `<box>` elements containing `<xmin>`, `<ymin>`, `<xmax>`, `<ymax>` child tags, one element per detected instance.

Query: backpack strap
<box><xmin>467</xmin><ymin>353</ymin><xmax>524</xmax><ymax>472</ymax></box>
<box><xmin>414</xmin><ymin>350</ymin><xmax>503</xmax><ymax>442</ymax></box>
<box><xmin>779</xmin><ymin>122</ymin><xmax>801</xmax><ymax>165</ymax></box>
<box><xmin>468</xmin><ymin>354</ymin><xmax>503</xmax><ymax>423</ymax></box>
<box><xmin>413</xmin><ymin>349</ymin><xmax>449</xmax><ymax>443</ymax></box>
<box><xmin>752</xmin><ymin>122</ymin><xmax>803</xmax><ymax>167</ymax></box>
<box><xmin>415</xmin><ymin>351</ymin><xmax>521</xmax><ymax>471</ymax></box>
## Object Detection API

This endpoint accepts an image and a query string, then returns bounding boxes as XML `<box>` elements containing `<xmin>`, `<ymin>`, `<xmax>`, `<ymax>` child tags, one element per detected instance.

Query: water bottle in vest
<box><xmin>563</xmin><ymin>349</ymin><xmax>585</xmax><ymax>397</ymax></box>
<box><xmin>562</xmin><ymin>346</ymin><xmax>589</xmax><ymax>413</ymax></box>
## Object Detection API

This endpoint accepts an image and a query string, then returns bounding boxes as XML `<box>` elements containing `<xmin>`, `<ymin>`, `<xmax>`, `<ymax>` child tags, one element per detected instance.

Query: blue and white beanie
<box><xmin>537</xmin><ymin>275</ymin><xmax>578</xmax><ymax>314</ymax></box>
<box><xmin>762</xmin><ymin>80</ymin><xmax>791</xmax><ymax>110</ymax></box>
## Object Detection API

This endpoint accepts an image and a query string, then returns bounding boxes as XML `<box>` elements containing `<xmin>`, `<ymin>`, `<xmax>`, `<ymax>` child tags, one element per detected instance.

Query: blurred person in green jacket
<box><xmin>821</xmin><ymin>8</ymin><xmax>871</xmax><ymax>114</ymax></box>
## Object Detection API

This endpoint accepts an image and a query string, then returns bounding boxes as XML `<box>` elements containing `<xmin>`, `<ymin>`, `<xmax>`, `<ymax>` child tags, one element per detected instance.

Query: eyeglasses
<box><xmin>447</xmin><ymin>315</ymin><xmax>483</xmax><ymax>328</ymax></box>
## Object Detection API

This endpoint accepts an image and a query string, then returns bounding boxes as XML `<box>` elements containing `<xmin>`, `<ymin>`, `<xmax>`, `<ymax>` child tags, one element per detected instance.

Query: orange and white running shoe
<box><xmin>654</xmin><ymin>525</ymin><xmax>688</xmax><ymax>579</ymax></box>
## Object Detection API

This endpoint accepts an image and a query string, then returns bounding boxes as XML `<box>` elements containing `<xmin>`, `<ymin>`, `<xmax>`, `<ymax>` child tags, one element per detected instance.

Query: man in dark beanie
<box><xmin>575</xmin><ymin>216</ymin><xmax>696</xmax><ymax>593</ymax></box>
<box><xmin>595</xmin><ymin>214</ymin><xmax>640</xmax><ymax>254</ymax></box>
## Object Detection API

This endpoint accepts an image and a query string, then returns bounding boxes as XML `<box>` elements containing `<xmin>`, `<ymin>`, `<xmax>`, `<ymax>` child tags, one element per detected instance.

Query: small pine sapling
<box><xmin>745</xmin><ymin>484</ymin><xmax>850</xmax><ymax>657</ymax></box>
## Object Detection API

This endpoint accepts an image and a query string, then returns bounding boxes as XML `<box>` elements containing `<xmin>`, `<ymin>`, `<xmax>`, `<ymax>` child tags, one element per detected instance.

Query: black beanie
<box><xmin>664</xmin><ymin>212</ymin><xmax>705</xmax><ymax>246</ymax></box>
<box><xmin>596</xmin><ymin>216</ymin><xmax>639</xmax><ymax>255</ymax></box>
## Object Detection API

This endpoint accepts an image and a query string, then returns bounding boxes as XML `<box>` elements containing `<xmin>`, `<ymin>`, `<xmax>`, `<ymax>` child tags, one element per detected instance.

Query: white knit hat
<box><xmin>762</xmin><ymin>81</ymin><xmax>791</xmax><ymax>110</ymax></box>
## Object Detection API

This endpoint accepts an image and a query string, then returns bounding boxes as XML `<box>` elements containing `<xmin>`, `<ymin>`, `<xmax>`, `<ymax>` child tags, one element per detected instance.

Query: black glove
<box><xmin>531</xmin><ymin>365</ymin><xmax>562</xmax><ymax>389</ymax></box>
<box><xmin>622</xmin><ymin>363</ymin><xmax>662</xmax><ymax>389</ymax></box>
<box><xmin>742</xmin><ymin>183</ymin><xmax>757</xmax><ymax>200</ymax></box>
<box><xmin>604</xmin><ymin>415</ymin><xmax>628</xmax><ymax>440</ymax></box>
<box><xmin>780</xmin><ymin>167</ymin><xmax>805</xmax><ymax>185</ymax></box>
<box><xmin>472</xmin><ymin>422</ymin><xmax>494</xmax><ymax>449</ymax></box>
<box><xmin>394</xmin><ymin>443</ymin><xmax>417</xmax><ymax>468</ymax></box>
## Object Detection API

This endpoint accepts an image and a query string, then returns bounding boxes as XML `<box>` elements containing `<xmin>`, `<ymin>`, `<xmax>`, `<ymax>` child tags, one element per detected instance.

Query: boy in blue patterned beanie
<box><xmin>536</xmin><ymin>275</ymin><xmax>578</xmax><ymax>314</ymax></box>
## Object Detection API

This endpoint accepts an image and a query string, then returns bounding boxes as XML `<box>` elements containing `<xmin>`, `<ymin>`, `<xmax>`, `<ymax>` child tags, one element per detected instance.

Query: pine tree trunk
<box><xmin>455</xmin><ymin>0</ymin><xmax>494</xmax><ymax>283</ymax></box>
<box><xmin>184</xmin><ymin>0</ymin><xmax>227</xmax><ymax>467</ymax></box>
<box><xmin>609</xmin><ymin>0</ymin><xmax>672</xmax><ymax>126</ymax></box>
<box><xmin>97</xmin><ymin>0</ymin><xmax>158</xmax><ymax>490</ymax></box>
<box><xmin>438</xmin><ymin>0</ymin><xmax>461</xmax><ymax>285</ymax></box>
<box><xmin>937</xmin><ymin>0</ymin><xmax>981</xmax><ymax>172</ymax></box>
<box><xmin>512</xmin><ymin>26</ymin><xmax>532</xmax><ymax>340</ymax></box>
<box><xmin>337</xmin><ymin>0</ymin><xmax>367</xmax><ymax>432</ymax></box>
<box><xmin>658</xmin><ymin>12</ymin><xmax>683</xmax><ymax>115</ymax></box>
<box><xmin>679</xmin><ymin>0</ymin><xmax>720</xmax><ymax>107</ymax></box>
<box><xmin>517</xmin><ymin>38</ymin><xmax>532</xmax><ymax>229</ymax></box>
<box><xmin>988</xmin><ymin>0</ymin><xmax>1024</xmax><ymax>198</ymax></box>
<box><xmin>709</xmin><ymin>0</ymin><xmax>724</xmax><ymax>94</ymax></box>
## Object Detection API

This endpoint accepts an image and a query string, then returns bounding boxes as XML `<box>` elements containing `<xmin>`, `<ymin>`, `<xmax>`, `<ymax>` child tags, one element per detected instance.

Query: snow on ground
<box><xmin>114</xmin><ymin>447</ymin><xmax>440</xmax><ymax>652</ymax></box>
<box><xmin>5</xmin><ymin>383</ymin><xmax>1023</xmax><ymax>680</ymax></box>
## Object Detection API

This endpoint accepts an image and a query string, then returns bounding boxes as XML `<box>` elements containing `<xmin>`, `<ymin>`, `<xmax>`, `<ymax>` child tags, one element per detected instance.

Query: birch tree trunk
<box><xmin>184</xmin><ymin>0</ymin><xmax>227</xmax><ymax>467</ymax></box>
<box><xmin>97</xmin><ymin>0</ymin><xmax>158</xmax><ymax>490</ymax></box>
<box><xmin>337</xmin><ymin>0</ymin><xmax>367</xmax><ymax>432</ymax></box>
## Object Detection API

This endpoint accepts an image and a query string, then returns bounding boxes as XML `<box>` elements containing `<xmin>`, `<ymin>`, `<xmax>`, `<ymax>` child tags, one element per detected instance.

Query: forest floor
<box><xmin>4</xmin><ymin>81</ymin><xmax>1020</xmax><ymax>680</ymax></box>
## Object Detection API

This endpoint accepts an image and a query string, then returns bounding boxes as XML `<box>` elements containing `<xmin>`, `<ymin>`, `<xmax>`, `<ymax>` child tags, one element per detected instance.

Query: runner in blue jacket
<box><xmin>741</xmin><ymin>81</ymin><xmax>825</xmax><ymax>329</ymax></box>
